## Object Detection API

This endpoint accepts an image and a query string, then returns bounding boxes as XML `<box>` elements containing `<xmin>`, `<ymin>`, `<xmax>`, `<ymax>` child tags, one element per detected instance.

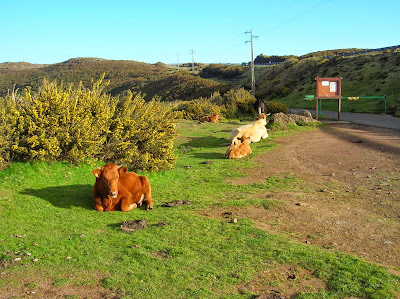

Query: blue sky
<box><xmin>1</xmin><ymin>0</ymin><xmax>399</xmax><ymax>64</ymax></box>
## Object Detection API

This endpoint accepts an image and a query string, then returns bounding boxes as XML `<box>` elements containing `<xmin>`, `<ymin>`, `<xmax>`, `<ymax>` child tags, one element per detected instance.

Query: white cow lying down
<box><xmin>230</xmin><ymin>113</ymin><xmax>269</xmax><ymax>145</ymax></box>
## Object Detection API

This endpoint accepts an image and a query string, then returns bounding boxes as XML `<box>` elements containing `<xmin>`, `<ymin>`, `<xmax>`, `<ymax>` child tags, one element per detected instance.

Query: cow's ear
<box><xmin>118</xmin><ymin>167</ymin><xmax>128</xmax><ymax>175</ymax></box>
<box><xmin>93</xmin><ymin>169</ymin><xmax>101</xmax><ymax>178</ymax></box>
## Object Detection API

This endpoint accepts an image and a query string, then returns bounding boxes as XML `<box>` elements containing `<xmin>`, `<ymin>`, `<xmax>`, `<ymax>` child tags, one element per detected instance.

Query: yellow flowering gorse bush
<box><xmin>0</xmin><ymin>75</ymin><xmax>177</xmax><ymax>171</ymax></box>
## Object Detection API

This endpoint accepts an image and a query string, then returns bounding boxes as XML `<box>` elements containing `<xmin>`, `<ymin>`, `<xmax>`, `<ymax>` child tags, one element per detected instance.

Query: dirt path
<box><xmin>227</xmin><ymin>124</ymin><xmax>400</xmax><ymax>273</ymax></box>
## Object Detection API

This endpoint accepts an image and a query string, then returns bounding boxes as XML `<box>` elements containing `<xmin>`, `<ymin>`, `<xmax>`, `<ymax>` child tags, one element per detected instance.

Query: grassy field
<box><xmin>0</xmin><ymin>119</ymin><xmax>399</xmax><ymax>298</ymax></box>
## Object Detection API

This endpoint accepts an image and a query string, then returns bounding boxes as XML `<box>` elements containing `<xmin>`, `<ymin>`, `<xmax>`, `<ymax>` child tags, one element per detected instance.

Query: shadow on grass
<box><xmin>181</xmin><ymin>136</ymin><xmax>229</xmax><ymax>148</ymax></box>
<box><xmin>191</xmin><ymin>152</ymin><xmax>226</xmax><ymax>160</ymax></box>
<box><xmin>20</xmin><ymin>184</ymin><xmax>93</xmax><ymax>210</ymax></box>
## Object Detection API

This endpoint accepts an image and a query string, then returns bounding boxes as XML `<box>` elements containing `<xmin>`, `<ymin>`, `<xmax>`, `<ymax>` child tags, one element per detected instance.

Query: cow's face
<box><xmin>93</xmin><ymin>164</ymin><xmax>128</xmax><ymax>199</ymax></box>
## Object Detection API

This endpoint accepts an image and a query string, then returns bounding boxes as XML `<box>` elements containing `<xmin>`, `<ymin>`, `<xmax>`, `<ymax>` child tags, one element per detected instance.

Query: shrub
<box><xmin>0</xmin><ymin>75</ymin><xmax>179</xmax><ymax>172</ymax></box>
<box><xmin>266</xmin><ymin>100</ymin><xmax>288</xmax><ymax>114</ymax></box>
<box><xmin>103</xmin><ymin>92</ymin><xmax>178</xmax><ymax>172</ymax></box>
<box><xmin>209</xmin><ymin>91</ymin><xmax>224</xmax><ymax>106</ymax></box>
<box><xmin>0</xmin><ymin>91</ymin><xmax>20</xmax><ymax>169</ymax></box>
<box><xmin>224</xmin><ymin>88</ymin><xmax>255</xmax><ymax>116</ymax></box>
<box><xmin>8</xmin><ymin>76</ymin><xmax>115</xmax><ymax>163</ymax></box>
<box><xmin>176</xmin><ymin>98</ymin><xmax>220</xmax><ymax>120</ymax></box>
<box><xmin>199</xmin><ymin>64</ymin><xmax>245</xmax><ymax>79</ymax></box>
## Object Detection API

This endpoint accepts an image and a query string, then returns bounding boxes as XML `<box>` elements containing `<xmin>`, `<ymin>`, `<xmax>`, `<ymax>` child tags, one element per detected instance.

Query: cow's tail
<box><xmin>141</xmin><ymin>176</ymin><xmax>153</xmax><ymax>210</ymax></box>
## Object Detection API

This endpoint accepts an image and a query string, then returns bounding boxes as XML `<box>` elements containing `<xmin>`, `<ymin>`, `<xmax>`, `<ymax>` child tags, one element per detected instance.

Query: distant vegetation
<box><xmin>0</xmin><ymin>58</ymin><xmax>221</xmax><ymax>102</ymax></box>
<box><xmin>199</xmin><ymin>64</ymin><xmax>246</xmax><ymax>79</ymax></box>
<box><xmin>1</xmin><ymin>48</ymin><xmax>400</xmax><ymax>116</ymax></box>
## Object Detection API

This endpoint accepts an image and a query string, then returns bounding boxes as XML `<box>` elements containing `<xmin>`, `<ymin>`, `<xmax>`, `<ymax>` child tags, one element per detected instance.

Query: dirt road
<box><xmin>306</xmin><ymin>109</ymin><xmax>400</xmax><ymax>130</ymax></box>
<box><xmin>225</xmin><ymin>123</ymin><xmax>400</xmax><ymax>272</ymax></box>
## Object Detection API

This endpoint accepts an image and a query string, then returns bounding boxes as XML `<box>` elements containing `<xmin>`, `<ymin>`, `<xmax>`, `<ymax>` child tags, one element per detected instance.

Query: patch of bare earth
<box><xmin>207</xmin><ymin>124</ymin><xmax>400</xmax><ymax>297</ymax></box>
<box><xmin>0</xmin><ymin>271</ymin><xmax>121</xmax><ymax>299</ymax></box>
<box><xmin>239</xmin><ymin>264</ymin><xmax>327</xmax><ymax>298</ymax></box>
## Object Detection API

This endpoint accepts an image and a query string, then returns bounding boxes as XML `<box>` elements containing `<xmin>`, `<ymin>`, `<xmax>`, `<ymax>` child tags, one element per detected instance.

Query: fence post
<box><xmin>385</xmin><ymin>94</ymin><xmax>387</xmax><ymax>114</ymax></box>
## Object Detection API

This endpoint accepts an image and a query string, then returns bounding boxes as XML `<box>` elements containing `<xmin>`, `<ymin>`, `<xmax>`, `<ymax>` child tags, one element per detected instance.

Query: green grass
<box><xmin>0</xmin><ymin>119</ymin><xmax>399</xmax><ymax>298</ymax></box>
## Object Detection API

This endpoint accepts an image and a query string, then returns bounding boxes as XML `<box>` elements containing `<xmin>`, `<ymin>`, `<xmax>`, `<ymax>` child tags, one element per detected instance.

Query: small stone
<box><xmin>229</xmin><ymin>218</ymin><xmax>238</xmax><ymax>223</ymax></box>
<box><xmin>79</xmin><ymin>234</ymin><xmax>86</xmax><ymax>238</ymax></box>
<box><xmin>65</xmin><ymin>256</ymin><xmax>72</xmax><ymax>260</ymax></box>
<box><xmin>33</xmin><ymin>259</ymin><xmax>39</xmax><ymax>262</ymax></box>
<box><xmin>25</xmin><ymin>252</ymin><xmax>31</xmax><ymax>256</ymax></box>
<box><xmin>14</xmin><ymin>258</ymin><xmax>22</xmax><ymax>261</ymax></box>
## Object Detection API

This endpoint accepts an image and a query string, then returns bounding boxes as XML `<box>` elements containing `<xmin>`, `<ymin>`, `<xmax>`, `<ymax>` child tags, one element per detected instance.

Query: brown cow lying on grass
<box><xmin>199</xmin><ymin>114</ymin><xmax>220</xmax><ymax>123</ymax></box>
<box><xmin>92</xmin><ymin>163</ymin><xmax>153</xmax><ymax>212</ymax></box>
<box><xmin>224</xmin><ymin>136</ymin><xmax>252</xmax><ymax>159</ymax></box>
<box><xmin>229</xmin><ymin>113</ymin><xmax>269</xmax><ymax>145</ymax></box>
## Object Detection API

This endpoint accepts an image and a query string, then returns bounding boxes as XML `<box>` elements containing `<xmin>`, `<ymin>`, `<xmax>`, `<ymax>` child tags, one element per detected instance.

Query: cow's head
<box><xmin>93</xmin><ymin>163</ymin><xmax>128</xmax><ymax>199</ymax></box>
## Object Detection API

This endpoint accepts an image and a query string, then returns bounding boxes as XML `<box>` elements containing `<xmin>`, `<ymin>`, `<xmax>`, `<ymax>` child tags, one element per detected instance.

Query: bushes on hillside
<box><xmin>223</xmin><ymin>88</ymin><xmax>255</xmax><ymax>116</ymax></box>
<box><xmin>199</xmin><ymin>64</ymin><xmax>246</xmax><ymax>79</ymax></box>
<box><xmin>0</xmin><ymin>76</ymin><xmax>178</xmax><ymax>171</ymax></box>
<box><xmin>12</xmin><ymin>78</ymin><xmax>115</xmax><ymax>163</ymax></box>
<box><xmin>0</xmin><ymin>92</ymin><xmax>20</xmax><ymax>169</ymax></box>
<box><xmin>104</xmin><ymin>91</ymin><xmax>178</xmax><ymax>171</ymax></box>
<box><xmin>176</xmin><ymin>98</ymin><xmax>221</xmax><ymax>120</ymax></box>
<box><xmin>173</xmin><ymin>88</ymin><xmax>256</xmax><ymax>119</ymax></box>
<box><xmin>265</xmin><ymin>100</ymin><xmax>288</xmax><ymax>114</ymax></box>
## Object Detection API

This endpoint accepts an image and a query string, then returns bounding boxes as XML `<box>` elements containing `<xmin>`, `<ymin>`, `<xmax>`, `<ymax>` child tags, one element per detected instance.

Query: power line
<box><xmin>268</xmin><ymin>0</ymin><xmax>330</xmax><ymax>33</ymax></box>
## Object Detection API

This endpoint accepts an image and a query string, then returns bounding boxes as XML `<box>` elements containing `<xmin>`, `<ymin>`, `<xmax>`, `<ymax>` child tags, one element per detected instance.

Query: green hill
<box><xmin>0</xmin><ymin>58</ymin><xmax>221</xmax><ymax>101</ymax></box>
<box><xmin>1</xmin><ymin>49</ymin><xmax>400</xmax><ymax>116</ymax></box>
<box><xmin>251</xmin><ymin>50</ymin><xmax>400</xmax><ymax>116</ymax></box>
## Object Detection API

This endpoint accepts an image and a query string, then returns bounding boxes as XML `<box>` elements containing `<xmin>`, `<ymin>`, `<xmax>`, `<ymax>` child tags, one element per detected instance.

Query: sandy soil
<box><xmin>211</xmin><ymin>123</ymin><xmax>400</xmax><ymax>297</ymax></box>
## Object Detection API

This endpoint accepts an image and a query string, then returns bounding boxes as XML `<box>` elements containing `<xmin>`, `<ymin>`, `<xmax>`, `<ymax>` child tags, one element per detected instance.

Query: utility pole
<box><xmin>245</xmin><ymin>29</ymin><xmax>258</xmax><ymax>98</ymax></box>
<box><xmin>190</xmin><ymin>49</ymin><xmax>195</xmax><ymax>73</ymax></box>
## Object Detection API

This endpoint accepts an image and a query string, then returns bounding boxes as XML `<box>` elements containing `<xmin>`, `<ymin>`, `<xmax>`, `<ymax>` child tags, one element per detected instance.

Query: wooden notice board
<box><xmin>315</xmin><ymin>77</ymin><xmax>343</xmax><ymax>120</ymax></box>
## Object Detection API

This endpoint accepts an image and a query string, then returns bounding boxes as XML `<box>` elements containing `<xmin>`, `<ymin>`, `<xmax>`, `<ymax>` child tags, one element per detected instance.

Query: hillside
<box><xmin>1</xmin><ymin>49</ymin><xmax>399</xmax><ymax>116</ymax></box>
<box><xmin>252</xmin><ymin>50</ymin><xmax>400</xmax><ymax>116</ymax></box>
<box><xmin>0</xmin><ymin>58</ymin><xmax>221</xmax><ymax>101</ymax></box>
